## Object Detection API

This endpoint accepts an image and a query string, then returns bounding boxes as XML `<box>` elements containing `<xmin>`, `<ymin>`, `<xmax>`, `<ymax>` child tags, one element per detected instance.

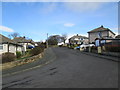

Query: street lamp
<box><xmin>46</xmin><ymin>33</ymin><xmax>48</xmax><ymax>48</ymax></box>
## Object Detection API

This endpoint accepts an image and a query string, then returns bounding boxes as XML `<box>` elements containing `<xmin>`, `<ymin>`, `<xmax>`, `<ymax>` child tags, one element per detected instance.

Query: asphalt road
<box><xmin>2</xmin><ymin>47</ymin><xmax>118</xmax><ymax>88</ymax></box>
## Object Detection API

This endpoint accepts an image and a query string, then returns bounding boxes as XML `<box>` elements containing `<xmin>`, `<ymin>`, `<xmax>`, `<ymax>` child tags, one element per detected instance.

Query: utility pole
<box><xmin>46</xmin><ymin>33</ymin><xmax>48</xmax><ymax>48</ymax></box>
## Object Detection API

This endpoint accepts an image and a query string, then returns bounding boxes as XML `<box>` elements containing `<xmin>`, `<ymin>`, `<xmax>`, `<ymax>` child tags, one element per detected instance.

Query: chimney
<box><xmin>101</xmin><ymin>25</ymin><xmax>103</xmax><ymax>28</ymax></box>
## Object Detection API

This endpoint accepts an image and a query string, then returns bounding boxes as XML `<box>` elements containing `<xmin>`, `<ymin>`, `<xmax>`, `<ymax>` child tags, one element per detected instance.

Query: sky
<box><xmin>0</xmin><ymin>1</ymin><xmax>119</xmax><ymax>42</ymax></box>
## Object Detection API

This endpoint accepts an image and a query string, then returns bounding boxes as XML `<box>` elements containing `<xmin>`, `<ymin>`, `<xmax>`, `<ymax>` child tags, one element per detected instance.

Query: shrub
<box><xmin>69</xmin><ymin>45</ymin><xmax>74</xmax><ymax>49</ymax></box>
<box><xmin>16</xmin><ymin>51</ymin><xmax>22</xmax><ymax>58</ymax></box>
<box><xmin>30</xmin><ymin>46</ymin><xmax>44</xmax><ymax>56</ymax></box>
<box><xmin>2</xmin><ymin>52</ymin><xmax>16</xmax><ymax>63</ymax></box>
<box><xmin>25</xmin><ymin>49</ymin><xmax>31</xmax><ymax>56</ymax></box>
<box><xmin>74</xmin><ymin>44</ymin><xmax>78</xmax><ymax>47</ymax></box>
<box><xmin>38</xmin><ymin>44</ymin><xmax>46</xmax><ymax>49</ymax></box>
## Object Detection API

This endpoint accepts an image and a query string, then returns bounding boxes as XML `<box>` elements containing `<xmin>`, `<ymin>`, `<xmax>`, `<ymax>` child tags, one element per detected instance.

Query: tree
<box><xmin>47</xmin><ymin>35</ymin><xmax>61</xmax><ymax>45</ymax></box>
<box><xmin>8</xmin><ymin>32</ymin><xmax>20</xmax><ymax>39</ymax></box>
<box><xmin>61</xmin><ymin>33</ymin><xmax>67</xmax><ymax>44</ymax></box>
<box><xmin>48</xmin><ymin>35</ymin><xmax>58</xmax><ymax>45</ymax></box>
<box><xmin>36</xmin><ymin>41</ymin><xmax>46</xmax><ymax>48</ymax></box>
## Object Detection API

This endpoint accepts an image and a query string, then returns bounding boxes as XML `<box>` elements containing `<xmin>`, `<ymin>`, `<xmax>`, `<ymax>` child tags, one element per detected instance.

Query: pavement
<box><xmin>2</xmin><ymin>47</ymin><xmax>118</xmax><ymax>88</ymax></box>
<box><xmin>79</xmin><ymin>51</ymin><xmax>119</xmax><ymax>62</ymax></box>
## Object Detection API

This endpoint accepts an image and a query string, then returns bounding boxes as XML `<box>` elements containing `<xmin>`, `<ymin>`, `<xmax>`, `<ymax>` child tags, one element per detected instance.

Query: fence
<box><xmin>94</xmin><ymin>38</ymin><xmax>120</xmax><ymax>57</ymax></box>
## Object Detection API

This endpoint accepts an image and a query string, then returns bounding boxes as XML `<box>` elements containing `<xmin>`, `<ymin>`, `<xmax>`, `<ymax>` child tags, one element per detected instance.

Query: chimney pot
<box><xmin>101</xmin><ymin>25</ymin><xmax>103</xmax><ymax>28</ymax></box>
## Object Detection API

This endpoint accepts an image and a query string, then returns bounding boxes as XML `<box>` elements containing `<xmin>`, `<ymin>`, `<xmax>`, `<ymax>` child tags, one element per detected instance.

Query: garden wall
<box><xmin>1</xmin><ymin>52</ymin><xmax>44</xmax><ymax>70</ymax></box>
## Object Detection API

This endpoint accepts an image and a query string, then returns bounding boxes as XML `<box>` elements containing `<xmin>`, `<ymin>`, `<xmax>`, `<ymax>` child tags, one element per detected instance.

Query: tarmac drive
<box><xmin>2</xmin><ymin>47</ymin><xmax>118</xmax><ymax>88</ymax></box>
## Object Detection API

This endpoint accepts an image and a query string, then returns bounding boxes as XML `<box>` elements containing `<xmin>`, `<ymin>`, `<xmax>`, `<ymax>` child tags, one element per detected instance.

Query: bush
<box><xmin>2</xmin><ymin>52</ymin><xmax>16</xmax><ymax>63</ymax></box>
<box><xmin>38</xmin><ymin>44</ymin><xmax>46</xmax><ymax>49</ymax></box>
<box><xmin>16</xmin><ymin>51</ymin><xmax>22</xmax><ymax>58</ymax></box>
<box><xmin>30</xmin><ymin>46</ymin><xmax>44</xmax><ymax>56</ymax></box>
<box><xmin>69</xmin><ymin>45</ymin><xmax>74</xmax><ymax>49</ymax></box>
<box><xmin>74</xmin><ymin>44</ymin><xmax>78</xmax><ymax>47</ymax></box>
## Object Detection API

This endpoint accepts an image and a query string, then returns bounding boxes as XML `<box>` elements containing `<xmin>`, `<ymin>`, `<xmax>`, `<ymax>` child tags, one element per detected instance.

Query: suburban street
<box><xmin>2</xmin><ymin>47</ymin><xmax>118</xmax><ymax>88</ymax></box>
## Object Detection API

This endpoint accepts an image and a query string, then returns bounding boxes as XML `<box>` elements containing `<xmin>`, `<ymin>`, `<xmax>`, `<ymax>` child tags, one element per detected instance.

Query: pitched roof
<box><xmin>88</xmin><ymin>25</ymin><xmax>115</xmax><ymax>35</ymax></box>
<box><xmin>69</xmin><ymin>34</ymin><xmax>88</xmax><ymax>40</ymax></box>
<box><xmin>13</xmin><ymin>37</ymin><xmax>35</xmax><ymax>45</ymax></box>
<box><xmin>0</xmin><ymin>34</ymin><xmax>16</xmax><ymax>44</ymax></box>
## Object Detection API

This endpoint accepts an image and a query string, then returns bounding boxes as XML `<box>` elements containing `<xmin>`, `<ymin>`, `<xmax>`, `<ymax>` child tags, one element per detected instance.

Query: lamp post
<box><xmin>46</xmin><ymin>33</ymin><xmax>48</xmax><ymax>48</ymax></box>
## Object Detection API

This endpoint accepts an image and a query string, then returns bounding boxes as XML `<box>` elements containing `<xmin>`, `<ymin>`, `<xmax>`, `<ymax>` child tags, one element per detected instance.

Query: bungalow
<box><xmin>69</xmin><ymin>34</ymin><xmax>89</xmax><ymax>45</ymax></box>
<box><xmin>13</xmin><ymin>37</ymin><xmax>36</xmax><ymax>51</ymax></box>
<box><xmin>0</xmin><ymin>34</ymin><xmax>23</xmax><ymax>55</ymax></box>
<box><xmin>88</xmin><ymin>25</ymin><xmax>116</xmax><ymax>44</ymax></box>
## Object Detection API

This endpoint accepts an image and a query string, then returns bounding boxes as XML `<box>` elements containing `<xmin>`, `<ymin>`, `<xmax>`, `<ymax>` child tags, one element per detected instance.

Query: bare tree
<box><xmin>62</xmin><ymin>33</ymin><xmax>67</xmax><ymax>44</ymax></box>
<box><xmin>8</xmin><ymin>32</ymin><xmax>20</xmax><ymax>39</ymax></box>
<box><xmin>8</xmin><ymin>34</ymin><xmax>12</xmax><ymax>39</ymax></box>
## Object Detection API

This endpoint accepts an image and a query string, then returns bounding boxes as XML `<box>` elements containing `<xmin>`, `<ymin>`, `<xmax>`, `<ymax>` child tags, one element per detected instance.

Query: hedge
<box><xmin>2</xmin><ymin>52</ymin><xmax>16</xmax><ymax>63</ymax></box>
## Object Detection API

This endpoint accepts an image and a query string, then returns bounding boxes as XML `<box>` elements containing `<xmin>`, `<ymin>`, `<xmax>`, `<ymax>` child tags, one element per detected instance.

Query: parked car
<box><xmin>80</xmin><ymin>44</ymin><xmax>89</xmax><ymax>48</ymax></box>
<box><xmin>79</xmin><ymin>44</ymin><xmax>95</xmax><ymax>51</ymax></box>
<box><xmin>28</xmin><ymin>45</ymin><xmax>35</xmax><ymax>49</ymax></box>
<box><xmin>74</xmin><ymin>44</ymin><xmax>95</xmax><ymax>50</ymax></box>
<box><xmin>89</xmin><ymin>44</ymin><xmax>95</xmax><ymax>47</ymax></box>
<box><xmin>74</xmin><ymin>46</ymin><xmax>81</xmax><ymax>50</ymax></box>
<box><xmin>80</xmin><ymin>44</ymin><xmax>95</xmax><ymax>48</ymax></box>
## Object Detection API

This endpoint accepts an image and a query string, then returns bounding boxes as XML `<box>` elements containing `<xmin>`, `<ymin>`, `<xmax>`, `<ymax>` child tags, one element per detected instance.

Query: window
<box><xmin>0</xmin><ymin>44</ymin><xmax>3</xmax><ymax>50</ymax></box>
<box><xmin>98</xmin><ymin>32</ymin><xmax>102</xmax><ymax>38</ymax></box>
<box><xmin>80</xmin><ymin>38</ymin><xmax>84</xmax><ymax>40</ymax></box>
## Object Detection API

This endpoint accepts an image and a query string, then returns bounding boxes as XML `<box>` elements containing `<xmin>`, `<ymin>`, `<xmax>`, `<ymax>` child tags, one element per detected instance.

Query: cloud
<box><xmin>0</xmin><ymin>26</ymin><xmax>14</xmax><ymax>32</ymax></box>
<box><xmin>64</xmin><ymin>2</ymin><xmax>104</xmax><ymax>13</ymax></box>
<box><xmin>64</xmin><ymin>23</ymin><xmax>75</xmax><ymax>27</ymax></box>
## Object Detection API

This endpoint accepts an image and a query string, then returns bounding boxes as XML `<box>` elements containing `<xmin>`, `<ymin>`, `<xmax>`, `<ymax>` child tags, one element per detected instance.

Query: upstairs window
<box><xmin>98</xmin><ymin>32</ymin><xmax>102</xmax><ymax>38</ymax></box>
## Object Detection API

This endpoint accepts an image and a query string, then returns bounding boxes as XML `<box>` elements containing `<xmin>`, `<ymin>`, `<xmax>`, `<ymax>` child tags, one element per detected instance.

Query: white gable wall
<box><xmin>0</xmin><ymin>44</ymin><xmax>8</xmax><ymax>54</ymax></box>
<box><xmin>17</xmin><ymin>46</ymin><xmax>23</xmax><ymax>52</ymax></box>
<box><xmin>109</xmin><ymin>31</ymin><xmax>115</xmax><ymax>38</ymax></box>
<box><xmin>8</xmin><ymin>44</ymin><xmax>16</xmax><ymax>55</ymax></box>
<box><xmin>0</xmin><ymin>44</ymin><xmax>23</xmax><ymax>55</ymax></box>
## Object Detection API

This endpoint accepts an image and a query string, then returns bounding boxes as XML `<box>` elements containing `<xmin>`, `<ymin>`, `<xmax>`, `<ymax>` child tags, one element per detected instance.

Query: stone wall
<box><xmin>1</xmin><ymin>52</ymin><xmax>44</xmax><ymax>70</ymax></box>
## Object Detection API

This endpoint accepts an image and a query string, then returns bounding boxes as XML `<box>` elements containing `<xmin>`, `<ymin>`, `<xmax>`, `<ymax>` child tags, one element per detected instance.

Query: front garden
<box><xmin>1</xmin><ymin>43</ymin><xmax>46</xmax><ymax>64</ymax></box>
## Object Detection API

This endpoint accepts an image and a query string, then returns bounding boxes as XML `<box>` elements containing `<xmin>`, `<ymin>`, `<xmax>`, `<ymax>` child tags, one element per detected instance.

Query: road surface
<box><xmin>2</xmin><ymin>47</ymin><xmax>118</xmax><ymax>88</ymax></box>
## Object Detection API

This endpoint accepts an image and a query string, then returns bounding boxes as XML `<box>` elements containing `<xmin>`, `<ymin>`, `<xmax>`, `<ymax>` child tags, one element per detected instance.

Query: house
<box><xmin>58</xmin><ymin>42</ymin><xmax>64</xmax><ymax>46</ymax></box>
<box><xmin>13</xmin><ymin>37</ymin><xmax>36</xmax><ymax>51</ymax></box>
<box><xmin>88</xmin><ymin>25</ymin><xmax>116</xmax><ymax>44</ymax></box>
<box><xmin>115</xmin><ymin>35</ymin><xmax>120</xmax><ymax>38</ymax></box>
<box><xmin>0</xmin><ymin>34</ymin><xmax>23</xmax><ymax>55</ymax></box>
<box><xmin>95</xmin><ymin>38</ymin><xmax>120</xmax><ymax>52</ymax></box>
<box><xmin>69</xmin><ymin>34</ymin><xmax>89</xmax><ymax>45</ymax></box>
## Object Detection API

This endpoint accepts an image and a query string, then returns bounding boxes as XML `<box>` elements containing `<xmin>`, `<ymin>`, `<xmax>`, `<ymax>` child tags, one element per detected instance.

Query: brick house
<box><xmin>88</xmin><ymin>25</ymin><xmax>116</xmax><ymax>43</ymax></box>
